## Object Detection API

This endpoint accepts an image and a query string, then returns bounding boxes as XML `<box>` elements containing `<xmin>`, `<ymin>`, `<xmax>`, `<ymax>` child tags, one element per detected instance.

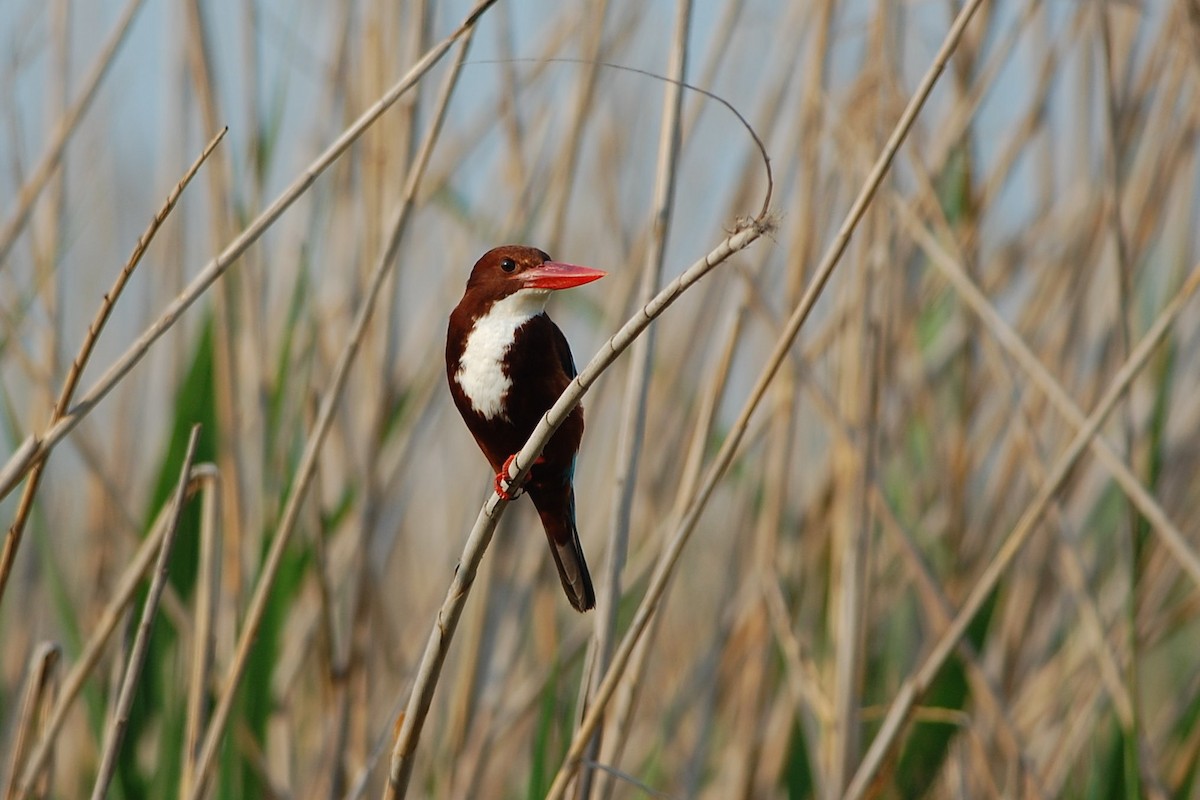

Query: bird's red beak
<box><xmin>521</xmin><ymin>261</ymin><xmax>607</xmax><ymax>290</ymax></box>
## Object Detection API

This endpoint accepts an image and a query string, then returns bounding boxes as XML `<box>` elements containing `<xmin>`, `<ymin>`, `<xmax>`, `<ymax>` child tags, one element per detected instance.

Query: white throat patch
<box><xmin>455</xmin><ymin>289</ymin><xmax>550</xmax><ymax>420</ymax></box>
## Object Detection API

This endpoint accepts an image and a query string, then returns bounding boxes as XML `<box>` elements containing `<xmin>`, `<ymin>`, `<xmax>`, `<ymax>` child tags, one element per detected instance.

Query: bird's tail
<box><xmin>532</xmin><ymin>487</ymin><xmax>596</xmax><ymax>612</ymax></box>
<box><xmin>548</xmin><ymin>523</ymin><xmax>596</xmax><ymax>612</ymax></box>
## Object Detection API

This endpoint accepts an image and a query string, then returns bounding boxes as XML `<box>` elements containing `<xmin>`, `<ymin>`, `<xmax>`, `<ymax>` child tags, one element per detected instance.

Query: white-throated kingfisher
<box><xmin>445</xmin><ymin>245</ymin><xmax>605</xmax><ymax>612</ymax></box>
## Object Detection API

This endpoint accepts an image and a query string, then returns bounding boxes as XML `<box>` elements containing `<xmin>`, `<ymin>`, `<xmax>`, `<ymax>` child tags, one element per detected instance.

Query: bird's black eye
<box><xmin>500</xmin><ymin>258</ymin><xmax>517</xmax><ymax>273</ymax></box>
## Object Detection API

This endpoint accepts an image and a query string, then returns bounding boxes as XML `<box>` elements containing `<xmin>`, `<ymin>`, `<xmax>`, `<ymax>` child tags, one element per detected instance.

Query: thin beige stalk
<box><xmin>540</xmin><ymin>0</ymin><xmax>610</xmax><ymax>254</ymax></box>
<box><xmin>870</xmin><ymin>489</ymin><xmax>1049</xmax><ymax>797</ymax></box>
<box><xmin>180</xmin><ymin>467</ymin><xmax>222</xmax><ymax>799</ymax></box>
<box><xmin>4</xmin><ymin>643</ymin><xmax>61</xmax><ymax>800</ymax></box>
<box><xmin>597</xmin><ymin>281</ymin><xmax>754</xmax><ymax>799</ymax></box>
<box><xmin>0</xmin><ymin>127</ymin><xmax>227</xmax><ymax>607</ymax></box>
<box><xmin>183</xmin><ymin>25</ymin><xmax>484</xmax><ymax>800</ymax></box>
<box><xmin>9</xmin><ymin>0</ymin><xmax>1198</xmax><ymax>793</ymax></box>
<box><xmin>1097</xmin><ymin>7</ymin><xmax>1147</xmax><ymax>791</ymax></box>
<box><xmin>30</xmin><ymin>0</ymin><xmax>71</xmax><ymax>430</ymax></box>
<box><xmin>384</xmin><ymin>220</ymin><xmax>772</xmax><ymax>800</ymax></box>
<box><xmin>0</xmin><ymin>0</ymin><xmax>498</xmax><ymax>503</ymax></box>
<box><xmin>341</xmin><ymin>2</ymin><xmax>434</xmax><ymax>786</ymax></box>
<box><xmin>764</xmin><ymin>577</ymin><xmax>832</xmax><ymax>723</ymax></box>
<box><xmin>897</xmin><ymin>203</ymin><xmax>1200</xmax><ymax>587</ymax></box>
<box><xmin>826</xmin><ymin>260</ymin><xmax>880</xmax><ymax>797</ymax></box>
<box><xmin>544</xmin><ymin>0</ymin><xmax>986</xmax><ymax>791</ymax></box>
<box><xmin>310</xmin><ymin>457</ymin><xmax>351</xmax><ymax>800</ymax></box>
<box><xmin>11</xmin><ymin>480</ymin><xmax>193</xmax><ymax>798</ymax></box>
<box><xmin>90</xmin><ymin>425</ymin><xmax>200</xmax><ymax>800</ymax></box>
<box><xmin>182</xmin><ymin>0</ymin><xmax>248</xmax><ymax>600</ymax></box>
<box><xmin>782</xmin><ymin>318</ymin><xmax>1049</xmax><ymax>794</ymax></box>
<box><xmin>920</xmin><ymin>145</ymin><xmax>1134</xmax><ymax>749</ymax></box>
<box><xmin>826</xmin><ymin>15</ymin><xmax>897</xmax><ymax>782</ymax></box>
<box><xmin>735</xmin><ymin>1</ymin><xmax>832</xmax><ymax>790</ymax></box>
<box><xmin>580</xmin><ymin>2</ymin><xmax>691</xmax><ymax>797</ymax></box>
<box><xmin>350</xmin><ymin>605</ymin><xmax>600</xmax><ymax>800</ymax></box>
<box><xmin>843</xmin><ymin>261</ymin><xmax>1200</xmax><ymax>800</ymax></box>
<box><xmin>0</xmin><ymin>0</ymin><xmax>149</xmax><ymax>264</ymax></box>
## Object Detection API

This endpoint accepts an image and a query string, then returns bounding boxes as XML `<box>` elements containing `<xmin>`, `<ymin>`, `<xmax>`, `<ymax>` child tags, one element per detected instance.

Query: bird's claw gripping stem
<box><xmin>493</xmin><ymin>453</ymin><xmax>546</xmax><ymax>500</ymax></box>
<box><xmin>494</xmin><ymin>454</ymin><xmax>524</xmax><ymax>500</ymax></box>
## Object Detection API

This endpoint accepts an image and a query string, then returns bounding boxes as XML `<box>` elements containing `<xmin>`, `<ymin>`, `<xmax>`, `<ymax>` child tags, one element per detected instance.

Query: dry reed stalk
<box><xmin>890</xmin><ymin>98</ymin><xmax>1188</xmax><ymax>783</ymax></box>
<box><xmin>182</xmin><ymin>20</ymin><xmax>485</xmax><ymax>800</ymax></box>
<box><xmin>0</xmin><ymin>0</ymin><xmax>497</xmax><ymax>504</ymax></box>
<box><xmin>3</xmin><ymin>643</ymin><xmax>60</xmax><ymax>800</ymax></box>
<box><xmin>770</xmin><ymin>287</ymin><xmax>1046</xmax><ymax>794</ymax></box>
<box><xmin>752</xmin><ymin>1</ymin><xmax>831</xmax><ymax>722</ymax></box>
<box><xmin>384</xmin><ymin>217</ymin><xmax>772</xmax><ymax>799</ymax></box>
<box><xmin>181</xmin><ymin>0</ymin><xmax>250</xmax><ymax>603</ymax></box>
<box><xmin>5</xmin><ymin>0</ymin><xmax>1199</xmax><ymax>795</ymax></box>
<box><xmin>594</xmin><ymin>280</ymin><xmax>754</xmax><ymax>796</ymax></box>
<box><xmin>373</xmin><ymin>2</ymin><xmax>433</xmax><ymax>397</ymax></box>
<box><xmin>347</xmin><ymin>604</ymin><xmax>599</xmax><ymax>800</ymax></box>
<box><xmin>763</xmin><ymin>575</ymin><xmax>831</xmax><ymax>721</ymax></box>
<box><xmin>418</xmin><ymin>12</ymin><xmax>587</xmax><ymax>207</ymax></box>
<box><xmin>0</xmin><ymin>0</ymin><xmax>148</xmax><ymax>264</ymax></box>
<box><xmin>27</xmin><ymin>0</ymin><xmax>72</xmax><ymax>429</ymax></box>
<box><xmin>870</xmin><ymin>488</ymin><xmax>1049</xmax><ymax>797</ymax></box>
<box><xmin>370</xmin><ymin>0</ymin><xmax>433</xmax><ymax>495</ymax></box>
<box><xmin>345</xmin><ymin>3</ymin><xmax>436</xmax><ymax>788</ymax></box>
<box><xmin>936</xmin><ymin>267</ymin><xmax>1161</xmax><ymax>786</ymax></box>
<box><xmin>544</xmin><ymin>0</ymin><xmax>986</xmax><ymax>790</ymax></box>
<box><xmin>307</xmin><ymin>456</ymin><xmax>355</xmax><ymax>800</ymax></box>
<box><xmin>179</xmin><ymin>467</ymin><xmax>222</xmax><ymax>798</ymax></box>
<box><xmin>825</xmin><ymin>24</ymin><xmax>902</xmax><ymax>777</ymax></box>
<box><xmin>8</xmin><ymin>472</ymin><xmax>206</xmax><ymax>799</ymax></box>
<box><xmin>975</xmin><ymin>297</ymin><xmax>1137</xmax><ymax>758</ymax></box>
<box><xmin>579</xmin><ymin>2</ymin><xmax>692</xmax><ymax>797</ymax></box>
<box><xmin>897</xmin><ymin>202</ymin><xmax>1200</xmax><ymax>587</ymax></box>
<box><xmin>826</xmin><ymin>247</ymin><xmax>882</xmax><ymax>797</ymax></box>
<box><xmin>89</xmin><ymin>425</ymin><xmax>200</xmax><ymax>800</ymax></box>
<box><xmin>441</xmin><ymin>548</ymin><xmax>493</xmax><ymax>767</ymax></box>
<box><xmin>845</xmin><ymin>260</ymin><xmax>1200</xmax><ymax>799</ymax></box>
<box><xmin>608</xmin><ymin>6</ymin><xmax>816</xmax><ymax>796</ymax></box>
<box><xmin>379</xmin><ymin>37</ymin><xmax>782</xmax><ymax>796</ymax></box>
<box><xmin>0</xmin><ymin>126</ymin><xmax>227</xmax><ymax>607</ymax></box>
<box><xmin>539</xmin><ymin>0</ymin><xmax>611</xmax><ymax>255</ymax></box>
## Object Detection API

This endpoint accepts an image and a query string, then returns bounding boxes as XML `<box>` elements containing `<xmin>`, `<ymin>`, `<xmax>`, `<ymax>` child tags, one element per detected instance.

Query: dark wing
<box><xmin>547</xmin><ymin>318</ymin><xmax>578</xmax><ymax>381</ymax></box>
<box><xmin>542</xmin><ymin>317</ymin><xmax>584</xmax><ymax>462</ymax></box>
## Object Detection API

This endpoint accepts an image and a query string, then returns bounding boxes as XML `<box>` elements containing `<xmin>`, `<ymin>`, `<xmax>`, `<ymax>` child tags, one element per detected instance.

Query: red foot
<box><xmin>493</xmin><ymin>453</ymin><xmax>546</xmax><ymax>500</ymax></box>
<box><xmin>494</xmin><ymin>454</ymin><xmax>523</xmax><ymax>500</ymax></box>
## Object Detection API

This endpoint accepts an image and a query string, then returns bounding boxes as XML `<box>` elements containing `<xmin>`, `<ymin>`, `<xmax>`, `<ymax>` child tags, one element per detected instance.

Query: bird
<box><xmin>445</xmin><ymin>245</ymin><xmax>606</xmax><ymax>612</ymax></box>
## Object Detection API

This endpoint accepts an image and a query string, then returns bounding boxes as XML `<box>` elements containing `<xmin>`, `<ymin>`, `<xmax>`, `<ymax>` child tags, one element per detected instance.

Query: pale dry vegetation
<box><xmin>1</xmin><ymin>0</ymin><xmax>1199</xmax><ymax>798</ymax></box>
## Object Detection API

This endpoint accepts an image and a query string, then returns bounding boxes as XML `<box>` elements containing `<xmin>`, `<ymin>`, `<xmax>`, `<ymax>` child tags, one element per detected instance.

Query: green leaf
<box><xmin>892</xmin><ymin>586</ymin><xmax>997</xmax><ymax>795</ymax></box>
<box><xmin>116</xmin><ymin>318</ymin><xmax>218</xmax><ymax>798</ymax></box>
<box><xmin>783</xmin><ymin>717</ymin><xmax>814</xmax><ymax>799</ymax></box>
<box><xmin>1085</xmin><ymin>718</ymin><xmax>1129</xmax><ymax>800</ymax></box>
<box><xmin>528</xmin><ymin>660</ymin><xmax>562</xmax><ymax>800</ymax></box>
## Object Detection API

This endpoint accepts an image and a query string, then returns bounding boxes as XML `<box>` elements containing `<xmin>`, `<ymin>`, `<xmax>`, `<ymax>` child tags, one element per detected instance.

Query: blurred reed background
<box><xmin>1</xmin><ymin>0</ymin><xmax>1199</xmax><ymax>797</ymax></box>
